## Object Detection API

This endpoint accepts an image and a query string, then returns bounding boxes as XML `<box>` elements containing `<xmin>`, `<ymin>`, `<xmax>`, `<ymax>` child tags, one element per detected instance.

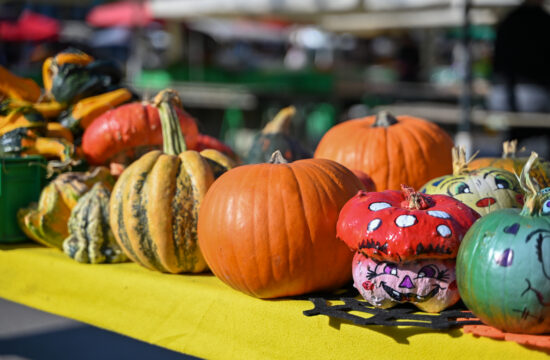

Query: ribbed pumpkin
<box><xmin>63</xmin><ymin>183</ymin><xmax>127</xmax><ymax>264</ymax></box>
<box><xmin>246</xmin><ymin>106</ymin><xmax>311</xmax><ymax>164</ymax></box>
<box><xmin>314</xmin><ymin>112</ymin><xmax>453</xmax><ymax>191</ymax></box>
<box><xmin>469</xmin><ymin>140</ymin><xmax>550</xmax><ymax>188</ymax></box>
<box><xmin>109</xmin><ymin>90</ymin><xmax>234</xmax><ymax>274</ymax></box>
<box><xmin>456</xmin><ymin>153</ymin><xmax>550</xmax><ymax>334</ymax></box>
<box><xmin>421</xmin><ymin>147</ymin><xmax>524</xmax><ymax>216</ymax></box>
<box><xmin>197</xmin><ymin>151</ymin><xmax>365</xmax><ymax>298</ymax></box>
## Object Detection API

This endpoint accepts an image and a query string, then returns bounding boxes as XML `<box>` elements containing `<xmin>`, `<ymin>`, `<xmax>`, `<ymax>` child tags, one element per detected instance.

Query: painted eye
<box><xmin>542</xmin><ymin>199</ymin><xmax>550</xmax><ymax>215</ymax></box>
<box><xmin>495</xmin><ymin>177</ymin><xmax>510</xmax><ymax>189</ymax></box>
<box><xmin>454</xmin><ymin>182</ymin><xmax>471</xmax><ymax>194</ymax></box>
<box><xmin>417</xmin><ymin>265</ymin><xmax>437</xmax><ymax>279</ymax></box>
<box><xmin>383</xmin><ymin>263</ymin><xmax>398</xmax><ymax>276</ymax></box>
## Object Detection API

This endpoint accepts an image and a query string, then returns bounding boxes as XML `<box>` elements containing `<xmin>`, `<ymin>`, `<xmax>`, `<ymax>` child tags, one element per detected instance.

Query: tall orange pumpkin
<box><xmin>314</xmin><ymin>112</ymin><xmax>454</xmax><ymax>191</ymax></box>
<box><xmin>197</xmin><ymin>151</ymin><xmax>365</xmax><ymax>298</ymax></box>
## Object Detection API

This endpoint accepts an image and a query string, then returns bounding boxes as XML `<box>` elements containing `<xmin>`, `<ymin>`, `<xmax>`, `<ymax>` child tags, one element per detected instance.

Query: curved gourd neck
<box><xmin>154</xmin><ymin>89</ymin><xmax>187</xmax><ymax>155</ymax></box>
<box><xmin>519</xmin><ymin>152</ymin><xmax>542</xmax><ymax>216</ymax></box>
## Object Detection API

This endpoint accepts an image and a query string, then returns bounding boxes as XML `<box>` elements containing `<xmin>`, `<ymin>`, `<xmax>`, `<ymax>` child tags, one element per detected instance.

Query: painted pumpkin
<box><xmin>17</xmin><ymin>167</ymin><xmax>114</xmax><ymax>249</ymax></box>
<box><xmin>337</xmin><ymin>185</ymin><xmax>480</xmax><ymax>312</ymax></box>
<box><xmin>314</xmin><ymin>111</ymin><xmax>453</xmax><ymax>191</ymax></box>
<box><xmin>197</xmin><ymin>151</ymin><xmax>365</xmax><ymax>298</ymax></box>
<box><xmin>110</xmin><ymin>90</ymin><xmax>235</xmax><ymax>274</ymax></box>
<box><xmin>246</xmin><ymin>106</ymin><xmax>311</xmax><ymax>164</ymax></box>
<box><xmin>456</xmin><ymin>153</ymin><xmax>550</xmax><ymax>334</ymax></box>
<box><xmin>63</xmin><ymin>183</ymin><xmax>127</xmax><ymax>264</ymax></box>
<box><xmin>421</xmin><ymin>147</ymin><xmax>524</xmax><ymax>216</ymax></box>
<box><xmin>469</xmin><ymin>140</ymin><xmax>550</xmax><ymax>188</ymax></box>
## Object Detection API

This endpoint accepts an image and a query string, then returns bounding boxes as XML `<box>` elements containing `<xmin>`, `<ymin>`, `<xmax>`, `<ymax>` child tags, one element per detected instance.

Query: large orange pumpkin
<box><xmin>197</xmin><ymin>151</ymin><xmax>365</xmax><ymax>298</ymax></box>
<box><xmin>314</xmin><ymin>112</ymin><xmax>454</xmax><ymax>191</ymax></box>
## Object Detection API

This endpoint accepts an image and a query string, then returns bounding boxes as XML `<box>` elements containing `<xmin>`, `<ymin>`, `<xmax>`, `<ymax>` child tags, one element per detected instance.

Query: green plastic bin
<box><xmin>0</xmin><ymin>156</ymin><xmax>46</xmax><ymax>243</ymax></box>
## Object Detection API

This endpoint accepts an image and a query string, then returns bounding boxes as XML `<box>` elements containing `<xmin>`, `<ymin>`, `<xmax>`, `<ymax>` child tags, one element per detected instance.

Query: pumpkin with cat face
<box><xmin>457</xmin><ymin>153</ymin><xmax>550</xmax><ymax>334</ymax></box>
<box><xmin>421</xmin><ymin>147</ymin><xmax>523</xmax><ymax>216</ymax></box>
<box><xmin>338</xmin><ymin>185</ymin><xmax>480</xmax><ymax>312</ymax></box>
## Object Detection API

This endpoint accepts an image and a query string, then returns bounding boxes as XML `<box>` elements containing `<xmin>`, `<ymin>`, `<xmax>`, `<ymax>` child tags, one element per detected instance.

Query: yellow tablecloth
<box><xmin>0</xmin><ymin>244</ymin><xmax>546</xmax><ymax>360</ymax></box>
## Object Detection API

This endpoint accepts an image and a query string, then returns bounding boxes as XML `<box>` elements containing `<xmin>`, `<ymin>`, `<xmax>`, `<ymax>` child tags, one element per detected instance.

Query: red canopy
<box><xmin>0</xmin><ymin>10</ymin><xmax>60</xmax><ymax>41</ymax></box>
<box><xmin>86</xmin><ymin>1</ymin><xmax>153</xmax><ymax>28</ymax></box>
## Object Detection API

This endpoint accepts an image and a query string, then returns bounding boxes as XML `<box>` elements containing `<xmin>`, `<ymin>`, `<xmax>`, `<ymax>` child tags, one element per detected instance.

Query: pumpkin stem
<box><xmin>451</xmin><ymin>146</ymin><xmax>479</xmax><ymax>175</ymax></box>
<box><xmin>401</xmin><ymin>184</ymin><xmax>432</xmax><ymax>210</ymax></box>
<box><xmin>269</xmin><ymin>150</ymin><xmax>288</xmax><ymax>164</ymax></box>
<box><xmin>502</xmin><ymin>140</ymin><xmax>518</xmax><ymax>159</ymax></box>
<box><xmin>262</xmin><ymin>106</ymin><xmax>295</xmax><ymax>135</ymax></box>
<box><xmin>519</xmin><ymin>152</ymin><xmax>541</xmax><ymax>216</ymax></box>
<box><xmin>372</xmin><ymin>111</ymin><xmax>398</xmax><ymax>127</ymax></box>
<box><xmin>154</xmin><ymin>89</ymin><xmax>187</xmax><ymax>155</ymax></box>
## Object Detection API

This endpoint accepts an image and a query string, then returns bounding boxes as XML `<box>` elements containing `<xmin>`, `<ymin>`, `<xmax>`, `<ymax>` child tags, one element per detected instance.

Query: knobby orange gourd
<box><xmin>197</xmin><ymin>151</ymin><xmax>365</xmax><ymax>298</ymax></box>
<box><xmin>314</xmin><ymin>111</ymin><xmax>453</xmax><ymax>191</ymax></box>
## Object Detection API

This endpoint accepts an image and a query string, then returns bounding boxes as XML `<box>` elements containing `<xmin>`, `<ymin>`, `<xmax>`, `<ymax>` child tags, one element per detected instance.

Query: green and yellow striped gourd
<box><xmin>63</xmin><ymin>183</ymin><xmax>127</xmax><ymax>264</ymax></box>
<box><xmin>110</xmin><ymin>89</ymin><xmax>235</xmax><ymax>274</ymax></box>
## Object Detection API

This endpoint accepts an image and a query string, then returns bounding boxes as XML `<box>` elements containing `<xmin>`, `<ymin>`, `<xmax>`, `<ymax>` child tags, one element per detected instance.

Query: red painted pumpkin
<box><xmin>314</xmin><ymin>112</ymin><xmax>454</xmax><ymax>191</ymax></box>
<box><xmin>197</xmin><ymin>151</ymin><xmax>365</xmax><ymax>298</ymax></box>
<box><xmin>337</xmin><ymin>185</ymin><xmax>480</xmax><ymax>312</ymax></box>
<box><xmin>338</xmin><ymin>185</ymin><xmax>480</xmax><ymax>262</ymax></box>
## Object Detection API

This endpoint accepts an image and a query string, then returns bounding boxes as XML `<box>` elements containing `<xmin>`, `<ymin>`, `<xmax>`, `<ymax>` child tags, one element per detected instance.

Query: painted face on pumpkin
<box><xmin>422</xmin><ymin>169</ymin><xmax>523</xmax><ymax>215</ymax></box>
<box><xmin>494</xmin><ymin>193</ymin><xmax>550</xmax><ymax>323</ymax></box>
<box><xmin>352</xmin><ymin>253</ymin><xmax>459</xmax><ymax>313</ymax></box>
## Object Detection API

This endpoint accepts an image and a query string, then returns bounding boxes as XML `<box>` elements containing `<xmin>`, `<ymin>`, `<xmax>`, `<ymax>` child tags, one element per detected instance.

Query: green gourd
<box><xmin>456</xmin><ymin>152</ymin><xmax>550</xmax><ymax>334</ymax></box>
<box><xmin>246</xmin><ymin>106</ymin><xmax>311</xmax><ymax>164</ymax></box>
<box><xmin>18</xmin><ymin>167</ymin><xmax>114</xmax><ymax>249</ymax></box>
<box><xmin>63</xmin><ymin>183</ymin><xmax>127</xmax><ymax>264</ymax></box>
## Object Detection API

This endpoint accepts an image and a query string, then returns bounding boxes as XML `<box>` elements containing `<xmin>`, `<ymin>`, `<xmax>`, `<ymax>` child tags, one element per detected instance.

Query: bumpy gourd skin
<box><xmin>63</xmin><ymin>183</ymin><xmax>127</xmax><ymax>264</ymax></box>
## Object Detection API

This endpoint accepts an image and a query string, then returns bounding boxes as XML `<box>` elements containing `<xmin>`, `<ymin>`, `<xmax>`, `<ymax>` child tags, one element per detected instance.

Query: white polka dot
<box><xmin>395</xmin><ymin>215</ymin><xmax>417</xmax><ymax>228</ymax></box>
<box><xmin>367</xmin><ymin>218</ymin><xmax>382</xmax><ymax>231</ymax></box>
<box><xmin>427</xmin><ymin>210</ymin><xmax>451</xmax><ymax>219</ymax></box>
<box><xmin>437</xmin><ymin>224</ymin><xmax>452</xmax><ymax>237</ymax></box>
<box><xmin>369</xmin><ymin>202</ymin><xmax>392</xmax><ymax>211</ymax></box>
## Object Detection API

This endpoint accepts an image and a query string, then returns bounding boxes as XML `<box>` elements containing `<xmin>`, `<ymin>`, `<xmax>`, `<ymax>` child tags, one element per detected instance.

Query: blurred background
<box><xmin>1</xmin><ymin>0</ymin><xmax>549</xmax><ymax>158</ymax></box>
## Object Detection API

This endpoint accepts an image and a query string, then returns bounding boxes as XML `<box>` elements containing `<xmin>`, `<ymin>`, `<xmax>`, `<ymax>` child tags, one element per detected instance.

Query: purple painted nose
<box><xmin>399</xmin><ymin>275</ymin><xmax>414</xmax><ymax>289</ymax></box>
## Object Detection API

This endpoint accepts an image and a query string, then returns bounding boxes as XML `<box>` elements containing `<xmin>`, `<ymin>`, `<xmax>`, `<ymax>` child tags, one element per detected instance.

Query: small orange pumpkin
<box><xmin>197</xmin><ymin>151</ymin><xmax>365</xmax><ymax>298</ymax></box>
<box><xmin>314</xmin><ymin>112</ymin><xmax>454</xmax><ymax>191</ymax></box>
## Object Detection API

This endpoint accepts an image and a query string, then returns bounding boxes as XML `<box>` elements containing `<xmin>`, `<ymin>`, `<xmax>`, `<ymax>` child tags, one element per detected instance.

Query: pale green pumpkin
<box><xmin>456</xmin><ymin>153</ymin><xmax>550</xmax><ymax>334</ymax></box>
<box><xmin>420</xmin><ymin>147</ymin><xmax>523</xmax><ymax>216</ymax></box>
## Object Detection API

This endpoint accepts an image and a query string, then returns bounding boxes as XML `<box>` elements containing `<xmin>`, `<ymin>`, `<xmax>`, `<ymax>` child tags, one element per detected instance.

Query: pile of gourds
<box><xmin>7</xmin><ymin>48</ymin><xmax>550</xmax><ymax>336</ymax></box>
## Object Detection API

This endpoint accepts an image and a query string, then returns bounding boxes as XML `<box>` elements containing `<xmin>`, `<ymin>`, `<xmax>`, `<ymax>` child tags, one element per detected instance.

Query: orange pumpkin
<box><xmin>197</xmin><ymin>151</ymin><xmax>365</xmax><ymax>298</ymax></box>
<box><xmin>314</xmin><ymin>112</ymin><xmax>454</xmax><ymax>191</ymax></box>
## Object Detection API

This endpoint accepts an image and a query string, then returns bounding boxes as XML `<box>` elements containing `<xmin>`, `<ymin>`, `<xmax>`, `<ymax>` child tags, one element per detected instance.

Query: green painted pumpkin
<box><xmin>63</xmin><ymin>183</ymin><xmax>127</xmax><ymax>264</ymax></box>
<box><xmin>246</xmin><ymin>106</ymin><xmax>311</xmax><ymax>164</ymax></box>
<box><xmin>110</xmin><ymin>90</ymin><xmax>234</xmax><ymax>274</ymax></box>
<box><xmin>421</xmin><ymin>147</ymin><xmax>523</xmax><ymax>216</ymax></box>
<box><xmin>456</xmin><ymin>153</ymin><xmax>550</xmax><ymax>334</ymax></box>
